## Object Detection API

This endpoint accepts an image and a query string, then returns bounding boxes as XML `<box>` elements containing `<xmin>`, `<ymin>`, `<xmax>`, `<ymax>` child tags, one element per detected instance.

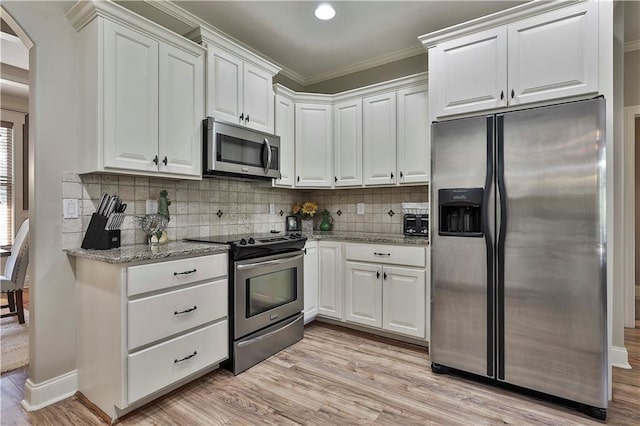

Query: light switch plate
<box><xmin>63</xmin><ymin>199</ymin><xmax>79</xmax><ymax>219</ymax></box>
<box><xmin>357</xmin><ymin>203</ymin><xmax>365</xmax><ymax>215</ymax></box>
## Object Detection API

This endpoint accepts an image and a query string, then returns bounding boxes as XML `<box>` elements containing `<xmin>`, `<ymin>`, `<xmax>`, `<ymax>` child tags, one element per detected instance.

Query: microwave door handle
<box><xmin>237</xmin><ymin>253</ymin><xmax>303</xmax><ymax>271</ymax></box>
<box><xmin>263</xmin><ymin>138</ymin><xmax>272</xmax><ymax>174</ymax></box>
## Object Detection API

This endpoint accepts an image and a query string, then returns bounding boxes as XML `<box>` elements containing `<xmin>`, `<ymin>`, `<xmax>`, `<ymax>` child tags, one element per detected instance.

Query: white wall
<box><xmin>2</xmin><ymin>0</ymin><xmax>80</xmax><ymax>405</ymax></box>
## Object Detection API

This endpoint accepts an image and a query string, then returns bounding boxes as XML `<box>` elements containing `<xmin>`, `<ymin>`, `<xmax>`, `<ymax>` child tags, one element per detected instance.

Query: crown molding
<box><xmin>419</xmin><ymin>0</ymin><xmax>582</xmax><ymax>48</ymax></box>
<box><xmin>303</xmin><ymin>45</ymin><xmax>426</xmax><ymax>87</ymax></box>
<box><xmin>625</xmin><ymin>40</ymin><xmax>640</xmax><ymax>52</ymax></box>
<box><xmin>277</xmin><ymin>67</ymin><xmax>307</xmax><ymax>87</ymax></box>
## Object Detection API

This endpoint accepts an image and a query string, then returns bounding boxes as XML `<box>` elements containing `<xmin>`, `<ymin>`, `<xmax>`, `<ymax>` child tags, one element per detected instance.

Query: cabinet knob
<box><xmin>400</xmin><ymin>171</ymin><xmax>403</xmax><ymax>179</ymax></box>
<box><xmin>500</xmin><ymin>90</ymin><xmax>504</xmax><ymax>100</ymax></box>
<box><xmin>153</xmin><ymin>155</ymin><xmax>158</xmax><ymax>165</ymax></box>
<box><xmin>297</xmin><ymin>176</ymin><xmax>300</xmax><ymax>183</ymax></box>
<box><xmin>239</xmin><ymin>113</ymin><xmax>244</xmax><ymax>121</ymax></box>
<box><xmin>376</xmin><ymin>271</ymin><xmax>380</xmax><ymax>279</ymax></box>
<box><xmin>304</xmin><ymin>248</ymin><xmax>307</xmax><ymax>255</ymax></box>
<box><xmin>245</xmin><ymin>114</ymin><xmax>250</xmax><ymax>123</ymax></box>
<box><xmin>162</xmin><ymin>156</ymin><xmax>168</xmax><ymax>166</ymax></box>
<box><xmin>511</xmin><ymin>89</ymin><xmax>515</xmax><ymax>99</ymax></box>
<box><xmin>334</xmin><ymin>176</ymin><xmax>338</xmax><ymax>183</ymax></box>
<box><xmin>383</xmin><ymin>272</ymin><xmax>388</xmax><ymax>280</ymax></box>
<box><xmin>390</xmin><ymin>172</ymin><xmax>394</xmax><ymax>179</ymax></box>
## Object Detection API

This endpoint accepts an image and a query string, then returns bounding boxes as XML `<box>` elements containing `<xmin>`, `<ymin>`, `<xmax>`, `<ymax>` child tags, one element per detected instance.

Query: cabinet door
<box><xmin>158</xmin><ymin>43</ymin><xmax>204</xmax><ymax>177</ymax></box>
<box><xmin>303</xmin><ymin>242</ymin><xmax>319</xmax><ymax>323</ymax></box>
<box><xmin>207</xmin><ymin>47</ymin><xmax>243</xmax><ymax>125</ymax></box>
<box><xmin>295</xmin><ymin>103</ymin><xmax>333</xmax><ymax>187</ymax></box>
<box><xmin>333</xmin><ymin>99</ymin><xmax>363</xmax><ymax>187</ymax></box>
<box><xmin>382</xmin><ymin>265</ymin><xmax>425</xmax><ymax>338</ymax></box>
<box><xmin>243</xmin><ymin>63</ymin><xmax>274</xmax><ymax>133</ymax></box>
<box><xmin>345</xmin><ymin>261</ymin><xmax>382</xmax><ymax>328</ymax></box>
<box><xmin>507</xmin><ymin>1</ymin><xmax>598</xmax><ymax>106</ymax></box>
<box><xmin>274</xmin><ymin>94</ymin><xmax>295</xmax><ymax>187</ymax></box>
<box><xmin>431</xmin><ymin>26</ymin><xmax>507</xmax><ymax>117</ymax></box>
<box><xmin>397</xmin><ymin>85</ymin><xmax>429</xmax><ymax>184</ymax></box>
<box><xmin>318</xmin><ymin>241</ymin><xmax>343</xmax><ymax>319</ymax></box>
<box><xmin>103</xmin><ymin>21</ymin><xmax>159</xmax><ymax>172</ymax></box>
<box><xmin>363</xmin><ymin>92</ymin><xmax>397</xmax><ymax>185</ymax></box>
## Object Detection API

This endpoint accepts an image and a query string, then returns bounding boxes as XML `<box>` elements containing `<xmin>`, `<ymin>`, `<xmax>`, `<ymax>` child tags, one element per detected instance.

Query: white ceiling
<box><xmin>175</xmin><ymin>1</ymin><xmax>531</xmax><ymax>85</ymax></box>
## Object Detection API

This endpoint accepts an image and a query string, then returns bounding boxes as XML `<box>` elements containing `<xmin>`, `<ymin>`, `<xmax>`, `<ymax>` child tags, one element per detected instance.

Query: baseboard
<box><xmin>611</xmin><ymin>345</ymin><xmax>631</xmax><ymax>369</ymax></box>
<box><xmin>21</xmin><ymin>370</ymin><xmax>78</xmax><ymax>411</ymax></box>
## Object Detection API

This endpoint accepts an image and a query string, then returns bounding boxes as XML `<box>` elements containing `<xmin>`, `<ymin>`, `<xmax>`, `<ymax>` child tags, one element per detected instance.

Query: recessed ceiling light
<box><xmin>314</xmin><ymin>4</ymin><xmax>336</xmax><ymax>20</ymax></box>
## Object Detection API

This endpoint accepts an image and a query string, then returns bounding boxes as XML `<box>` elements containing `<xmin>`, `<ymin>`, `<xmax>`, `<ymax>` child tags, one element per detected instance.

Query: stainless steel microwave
<box><xmin>203</xmin><ymin>117</ymin><xmax>281</xmax><ymax>180</ymax></box>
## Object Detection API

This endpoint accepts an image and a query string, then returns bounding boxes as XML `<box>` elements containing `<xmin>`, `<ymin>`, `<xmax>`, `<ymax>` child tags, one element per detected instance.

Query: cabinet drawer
<box><xmin>128</xmin><ymin>279</ymin><xmax>227</xmax><ymax>350</ymax></box>
<box><xmin>127</xmin><ymin>253</ymin><xmax>228</xmax><ymax>296</ymax></box>
<box><xmin>127</xmin><ymin>320</ymin><xmax>228</xmax><ymax>404</ymax></box>
<box><xmin>345</xmin><ymin>243</ymin><xmax>425</xmax><ymax>267</ymax></box>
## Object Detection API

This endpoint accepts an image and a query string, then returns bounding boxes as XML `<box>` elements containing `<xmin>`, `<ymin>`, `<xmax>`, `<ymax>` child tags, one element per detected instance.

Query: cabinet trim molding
<box><xmin>418</xmin><ymin>0</ymin><xmax>584</xmax><ymax>48</ymax></box>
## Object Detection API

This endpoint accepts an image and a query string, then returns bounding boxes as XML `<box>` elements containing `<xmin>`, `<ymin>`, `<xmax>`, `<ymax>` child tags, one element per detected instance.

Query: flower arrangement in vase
<box><xmin>292</xmin><ymin>201</ymin><xmax>318</xmax><ymax>232</ymax></box>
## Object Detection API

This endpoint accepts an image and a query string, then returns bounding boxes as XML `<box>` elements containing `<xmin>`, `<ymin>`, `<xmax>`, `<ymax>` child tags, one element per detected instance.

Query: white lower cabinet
<box><xmin>343</xmin><ymin>243</ymin><xmax>427</xmax><ymax>339</ymax></box>
<box><xmin>318</xmin><ymin>241</ymin><xmax>343</xmax><ymax>319</ymax></box>
<box><xmin>345</xmin><ymin>262</ymin><xmax>382</xmax><ymax>327</ymax></box>
<box><xmin>75</xmin><ymin>252</ymin><xmax>229</xmax><ymax>421</ymax></box>
<box><xmin>303</xmin><ymin>241</ymin><xmax>319</xmax><ymax>323</ymax></box>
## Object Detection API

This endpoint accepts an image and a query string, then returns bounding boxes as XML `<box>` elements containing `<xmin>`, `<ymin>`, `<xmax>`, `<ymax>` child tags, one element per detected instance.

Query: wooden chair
<box><xmin>1</xmin><ymin>219</ymin><xmax>29</xmax><ymax>324</ymax></box>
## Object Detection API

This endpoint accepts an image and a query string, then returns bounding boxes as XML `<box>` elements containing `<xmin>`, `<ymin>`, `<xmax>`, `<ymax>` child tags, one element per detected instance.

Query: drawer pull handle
<box><xmin>174</xmin><ymin>351</ymin><xmax>197</xmax><ymax>364</ymax></box>
<box><xmin>174</xmin><ymin>306</ymin><xmax>197</xmax><ymax>315</ymax></box>
<box><xmin>174</xmin><ymin>269</ymin><xmax>197</xmax><ymax>276</ymax></box>
<box><xmin>374</xmin><ymin>252</ymin><xmax>391</xmax><ymax>257</ymax></box>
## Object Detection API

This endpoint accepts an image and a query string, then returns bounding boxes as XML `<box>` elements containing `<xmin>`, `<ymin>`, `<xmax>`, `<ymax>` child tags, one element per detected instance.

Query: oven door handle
<box><xmin>236</xmin><ymin>253</ymin><xmax>303</xmax><ymax>271</ymax></box>
<box><xmin>236</xmin><ymin>314</ymin><xmax>301</xmax><ymax>349</ymax></box>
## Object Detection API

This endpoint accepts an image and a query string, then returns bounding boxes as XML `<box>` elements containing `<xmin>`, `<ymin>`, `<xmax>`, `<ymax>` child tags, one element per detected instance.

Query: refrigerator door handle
<box><xmin>496</xmin><ymin>114</ymin><xmax>507</xmax><ymax>381</ymax></box>
<box><xmin>483</xmin><ymin>116</ymin><xmax>495</xmax><ymax>378</ymax></box>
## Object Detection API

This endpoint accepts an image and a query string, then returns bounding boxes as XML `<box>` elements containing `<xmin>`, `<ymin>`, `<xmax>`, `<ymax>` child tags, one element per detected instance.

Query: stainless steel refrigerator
<box><xmin>430</xmin><ymin>97</ymin><xmax>607</xmax><ymax>419</ymax></box>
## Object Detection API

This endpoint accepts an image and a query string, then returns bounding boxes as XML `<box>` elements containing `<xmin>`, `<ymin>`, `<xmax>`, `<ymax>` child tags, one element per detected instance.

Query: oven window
<box><xmin>246</xmin><ymin>268</ymin><xmax>297</xmax><ymax>317</ymax></box>
<box><xmin>217</xmin><ymin>134</ymin><xmax>265</xmax><ymax>168</ymax></box>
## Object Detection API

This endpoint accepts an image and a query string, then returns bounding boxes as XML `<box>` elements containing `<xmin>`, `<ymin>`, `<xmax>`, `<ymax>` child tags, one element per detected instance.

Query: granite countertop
<box><xmin>305</xmin><ymin>231</ymin><xmax>429</xmax><ymax>246</ymax></box>
<box><xmin>65</xmin><ymin>241</ymin><xmax>229</xmax><ymax>264</ymax></box>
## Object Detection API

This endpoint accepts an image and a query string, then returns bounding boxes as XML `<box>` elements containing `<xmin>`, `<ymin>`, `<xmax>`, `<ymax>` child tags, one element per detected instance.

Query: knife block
<box><xmin>81</xmin><ymin>213</ymin><xmax>121</xmax><ymax>250</ymax></box>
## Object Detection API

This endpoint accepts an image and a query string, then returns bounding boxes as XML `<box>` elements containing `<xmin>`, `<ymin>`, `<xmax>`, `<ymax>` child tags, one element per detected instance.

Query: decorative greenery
<box><xmin>292</xmin><ymin>201</ymin><xmax>319</xmax><ymax>218</ymax></box>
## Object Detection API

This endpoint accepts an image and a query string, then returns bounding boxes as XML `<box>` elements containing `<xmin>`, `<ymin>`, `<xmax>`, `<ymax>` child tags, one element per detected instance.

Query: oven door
<box><xmin>234</xmin><ymin>251</ymin><xmax>303</xmax><ymax>339</ymax></box>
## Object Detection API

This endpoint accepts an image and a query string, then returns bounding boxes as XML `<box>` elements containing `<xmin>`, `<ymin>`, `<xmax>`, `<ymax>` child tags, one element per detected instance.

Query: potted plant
<box><xmin>292</xmin><ymin>201</ymin><xmax>318</xmax><ymax>232</ymax></box>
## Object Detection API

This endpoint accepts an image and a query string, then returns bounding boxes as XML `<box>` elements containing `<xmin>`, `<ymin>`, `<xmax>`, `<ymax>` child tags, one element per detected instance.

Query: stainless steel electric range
<box><xmin>184</xmin><ymin>232</ymin><xmax>307</xmax><ymax>374</ymax></box>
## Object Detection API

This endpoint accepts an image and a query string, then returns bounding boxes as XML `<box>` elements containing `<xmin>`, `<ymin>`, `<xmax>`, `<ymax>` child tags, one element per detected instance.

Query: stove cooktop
<box><xmin>184</xmin><ymin>232</ymin><xmax>305</xmax><ymax>247</ymax></box>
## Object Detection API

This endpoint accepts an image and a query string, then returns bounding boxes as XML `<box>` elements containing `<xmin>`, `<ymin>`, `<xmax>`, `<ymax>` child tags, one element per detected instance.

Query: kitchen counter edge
<box><xmin>65</xmin><ymin>241</ymin><xmax>230</xmax><ymax>264</ymax></box>
<box><xmin>304</xmin><ymin>231</ymin><xmax>429</xmax><ymax>246</ymax></box>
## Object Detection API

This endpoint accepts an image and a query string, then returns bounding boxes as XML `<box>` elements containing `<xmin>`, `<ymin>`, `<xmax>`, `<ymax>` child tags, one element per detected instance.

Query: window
<box><xmin>1</xmin><ymin>120</ymin><xmax>13</xmax><ymax>246</ymax></box>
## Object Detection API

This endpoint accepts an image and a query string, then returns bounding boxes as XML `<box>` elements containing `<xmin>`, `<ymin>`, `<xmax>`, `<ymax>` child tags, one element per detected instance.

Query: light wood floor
<box><xmin>2</xmin><ymin>319</ymin><xmax>639</xmax><ymax>425</ymax></box>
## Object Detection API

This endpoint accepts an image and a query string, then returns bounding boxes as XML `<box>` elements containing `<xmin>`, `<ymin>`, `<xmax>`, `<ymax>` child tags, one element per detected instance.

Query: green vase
<box><xmin>320</xmin><ymin>210</ymin><xmax>332</xmax><ymax>231</ymax></box>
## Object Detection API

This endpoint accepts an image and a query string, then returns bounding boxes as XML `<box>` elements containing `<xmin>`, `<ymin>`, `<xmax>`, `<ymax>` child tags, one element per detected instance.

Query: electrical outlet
<box><xmin>357</xmin><ymin>203</ymin><xmax>365</xmax><ymax>215</ymax></box>
<box><xmin>269</xmin><ymin>203</ymin><xmax>276</xmax><ymax>214</ymax></box>
<box><xmin>63</xmin><ymin>199</ymin><xmax>79</xmax><ymax>219</ymax></box>
<box><xmin>146</xmin><ymin>199</ymin><xmax>158</xmax><ymax>214</ymax></box>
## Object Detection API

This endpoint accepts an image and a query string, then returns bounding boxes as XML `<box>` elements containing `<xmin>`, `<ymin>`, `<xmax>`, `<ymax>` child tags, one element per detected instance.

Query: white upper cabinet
<box><xmin>507</xmin><ymin>1</ymin><xmax>598</xmax><ymax>106</ymax></box>
<box><xmin>274</xmin><ymin>91</ymin><xmax>295</xmax><ymax>187</ymax></box>
<box><xmin>158</xmin><ymin>43</ymin><xmax>204</xmax><ymax>176</ymax></box>
<box><xmin>424</xmin><ymin>1</ymin><xmax>599</xmax><ymax>118</ymax></box>
<box><xmin>207</xmin><ymin>47</ymin><xmax>243</xmax><ymax>126</ymax></box>
<box><xmin>103</xmin><ymin>21</ymin><xmax>160</xmax><ymax>173</ymax></box>
<box><xmin>295</xmin><ymin>103</ymin><xmax>333</xmax><ymax>187</ymax></box>
<box><xmin>363</xmin><ymin>92</ymin><xmax>397</xmax><ymax>185</ymax></box>
<box><xmin>430</xmin><ymin>27</ymin><xmax>507</xmax><ymax>118</ymax></box>
<box><xmin>333</xmin><ymin>99</ymin><xmax>363</xmax><ymax>187</ymax></box>
<box><xmin>68</xmin><ymin>1</ymin><xmax>205</xmax><ymax>179</ymax></box>
<box><xmin>397</xmin><ymin>85</ymin><xmax>429</xmax><ymax>184</ymax></box>
<box><xmin>188</xmin><ymin>26</ymin><xmax>280</xmax><ymax>134</ymax></box>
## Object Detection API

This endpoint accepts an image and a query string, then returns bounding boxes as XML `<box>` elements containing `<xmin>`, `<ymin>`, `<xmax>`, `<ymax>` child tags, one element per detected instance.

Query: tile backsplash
<box><xmin>61</xmin><ymin>171</ymin><xmax>428</xmax><ymax>249</ymax></box>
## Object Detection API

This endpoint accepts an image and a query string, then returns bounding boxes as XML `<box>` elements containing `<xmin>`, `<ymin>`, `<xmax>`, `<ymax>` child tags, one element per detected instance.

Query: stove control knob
<box><xmin>290</xmin><ymin>234</ymin><xmax>297</xmax><ymax>239</ymax></box>
<box><xmin>295</xmin><ymin>233</ymin><xmax>301</xmax><ymax>238</ymax></box>
<box><xmin>239</xmin><ymin>238</ymin><xmax>247</xmax><ymax>245</ymax></box>
<box><xmin>248</xmin><ymin>237</ymin><xmax>255</xmax><ymax>245</ymax></box>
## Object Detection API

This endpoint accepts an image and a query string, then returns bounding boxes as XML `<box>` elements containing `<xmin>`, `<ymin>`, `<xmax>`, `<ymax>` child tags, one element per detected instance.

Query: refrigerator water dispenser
<box><xmin>438</xmin><ymin>188</ymin><xmax>483</xmax><ymax>237</ymax></box>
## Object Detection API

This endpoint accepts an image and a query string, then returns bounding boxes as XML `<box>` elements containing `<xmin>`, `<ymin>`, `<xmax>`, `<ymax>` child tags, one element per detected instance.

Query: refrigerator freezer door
<box><xmin>431</xmin><ymin>116</ymin><xmax>495</xmax><ymax>377</ymax></box>
<box><xmin>498</xmin><ymin>98</ymin><xmax>607</xmax><ymax>408</ymax></box>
